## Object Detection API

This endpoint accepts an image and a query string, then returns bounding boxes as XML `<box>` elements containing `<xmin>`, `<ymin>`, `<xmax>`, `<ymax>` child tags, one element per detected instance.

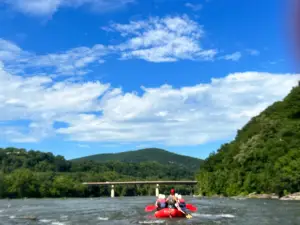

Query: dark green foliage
<box><xmin>0</xmin><ymin>147</ymin><xmax>197</xmax><ymax>198</ymax></box>
<box><xmin>197</xmin><ymin>85</ymin><xmax>300</xmax><ymax>196</ymax></box>
<box><xmin>71</xmin><ymin>148</ymin><xmax>203</xmax><ymax>171</ymax></box>
<box><xmin>0</xmin><ymin>172</ymin><xmax>5</xmax><ymax>198</ymax></box>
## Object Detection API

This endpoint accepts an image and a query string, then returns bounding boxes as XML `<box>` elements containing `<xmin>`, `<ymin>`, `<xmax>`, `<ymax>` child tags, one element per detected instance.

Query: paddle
<box><xmin>175</xmin><ymin>203</ymin><xmax>193</xmax><ymax>219</ymax></box>
<box><xmin>185</xmin><ymin>213</ymin><xmax>193</xmax><ymax>219</ymax></box>
<box><xmin>145</xmin><ymin>205</ymin><xmax>157</xmax><ymax>212</ymax></box>
<box><xmin>186</xmin><ymin>204</ymin><xmax>197</xmax><ymax>212</ymax></box>
<box><xmin>180</xmin><ymin>209</ymin><xmax>192</xmax><ymax>219</ymax></box>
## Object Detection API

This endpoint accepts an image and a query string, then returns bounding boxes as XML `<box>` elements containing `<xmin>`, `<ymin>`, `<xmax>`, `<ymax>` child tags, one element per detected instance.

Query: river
<box><xmin>0</xmin><ymin>197</ymin><xmax>299</xmax><ymax>225</ymax></box>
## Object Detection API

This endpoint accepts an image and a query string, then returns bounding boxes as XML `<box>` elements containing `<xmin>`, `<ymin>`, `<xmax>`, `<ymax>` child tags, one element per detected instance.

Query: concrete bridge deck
<box><xmin>82</xmin><ymin>180</ymin><xmax>198</xmax><ymax>198</ymax></box>
<box><xmin>82</xmin><ymin>180</ymin><xmax>197</xmax><ymax>185</ymax></box>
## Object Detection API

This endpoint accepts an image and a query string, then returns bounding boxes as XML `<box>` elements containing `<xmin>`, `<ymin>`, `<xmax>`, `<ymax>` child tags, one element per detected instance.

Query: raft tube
<box><xmin>154</xmin><ymin>208</ymin><xmax>185</xmax><ymax>218</ymax></box>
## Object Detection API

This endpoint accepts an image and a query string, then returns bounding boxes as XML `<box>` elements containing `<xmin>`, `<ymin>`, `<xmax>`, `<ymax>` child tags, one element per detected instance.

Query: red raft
<box><xmin>154</xmin><ymin>208</ymin><xmax>185</xmax><ymax>218</ymax></box>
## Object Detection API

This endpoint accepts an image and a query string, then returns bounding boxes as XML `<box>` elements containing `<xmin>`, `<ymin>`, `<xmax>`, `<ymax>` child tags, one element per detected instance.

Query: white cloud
<box><xmin>0</xmin><ymin>0</ymin><xmax>135</xmax><ymax>16</ymax></box>
<box><xmin>0</xmin><ymin>38</ymin><xmax>108</xmax><ymax>76</ymax></box>
<box><xmin>56</xmin><ymin>72</ymin><xmax>299</xmax><ymax>145</ymax></box>
<box><xmin>185</xmin><ymin>3</ymin><xmax>203</xmax><ymax>11</ymax></box>
<box><xmin>1</xmin><ymin>62</ymin><xmax>299</xmax><ymax>145</ymax></box>
<box><xmin>1</xmin><ymin>121</ymin><xmax>53</xmax><ymax>143</ymax></box>
<box><xmin>107</xmin><ymin>15</ymin><xmax>217</xmax><ymax>62</ymax></box>
<box><xmin>0</xmin><ymin>38</ymin><xmax>30</xmax><ymax>61</ymax></box>
<box><xmin>0</xmin><ymin>62</ymin><xmax>109</xmax><ymax>142</ymax></box>
<box><xmin>246</xmin><ymin>49</ymin><xmax>260</xmax><ymax>56</ymax></box>
<box><xmin>222</xmin><ymin>52</ymin><xmax>242</xmax><ymax>61</ymax></box>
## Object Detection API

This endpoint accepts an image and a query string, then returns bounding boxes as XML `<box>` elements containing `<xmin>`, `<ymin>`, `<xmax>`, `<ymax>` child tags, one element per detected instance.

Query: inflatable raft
<box><xmin>154</xmin><ymin>208</ymin><xmax>185</xmax><ymax>218</ymax></box>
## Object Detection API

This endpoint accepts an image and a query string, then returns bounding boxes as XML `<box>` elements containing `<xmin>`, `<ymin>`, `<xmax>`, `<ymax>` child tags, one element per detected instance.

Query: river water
<box><xmin>0</xmin><ymin>197</ymin><xmax>299</xmax><ymax>225</ymax></box>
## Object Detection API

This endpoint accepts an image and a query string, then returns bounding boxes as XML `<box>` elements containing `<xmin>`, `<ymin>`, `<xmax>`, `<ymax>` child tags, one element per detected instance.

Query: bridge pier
<box><xmin>155</xmin><ymin>184</ymin><xmax>159</xmax><ymax>197</ymax></box>
<box><xmin>111</xmin><ymin>185</ymin><xmax>115</xmax><ymax>198</ymax></box>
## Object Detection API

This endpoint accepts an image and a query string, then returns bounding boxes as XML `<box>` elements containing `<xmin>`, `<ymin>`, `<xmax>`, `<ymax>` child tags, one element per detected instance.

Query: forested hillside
<box><xmin>72</xmin><ymin>148</ymin><xmax>203</xmax><ymax>171</ymax></box>
<box><xmin>197</xmin><ymin>84</ymin><xmax>300</xmax><ymax>197</ymax></box>
<box><xmin>0</xmin><ymin>147</ymin><xmax>196</xmax><ymax>198</ymax></box>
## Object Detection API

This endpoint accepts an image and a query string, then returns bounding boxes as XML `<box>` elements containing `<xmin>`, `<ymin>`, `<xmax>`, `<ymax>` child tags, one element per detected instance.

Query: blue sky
<box><xmin>0</xmin><ymin>0</ymin><xmax>299</xmax><ymax>159</ymax></box>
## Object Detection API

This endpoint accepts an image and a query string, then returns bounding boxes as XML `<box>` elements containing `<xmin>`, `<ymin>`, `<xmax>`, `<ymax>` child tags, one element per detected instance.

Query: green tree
<box><xmin>196</xmin><ymin>85</ymin><xmax>300</xmax><ymax>196</ymax></box>
<box><xmin>5</xmin><ymin>169</ymin><xmax>38</xmax><ymax>198</ymax></box>
<box><xmin>0</xmin><ymin>172</ymin><xmax>6</xmax><ymax>198</ymax></box>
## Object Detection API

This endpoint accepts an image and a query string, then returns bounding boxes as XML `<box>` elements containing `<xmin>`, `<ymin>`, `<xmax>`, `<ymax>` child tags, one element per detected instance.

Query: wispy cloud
<box><xmin>0</xmin><ymin>15</ymin><xmax>218</xmax><ymax>75</ymax></box>
<box><xmin>222</xmin><ymin>52</ymin><xmax>242</xmax><ymax>61</ymax></box>
<box><xmin>268</xmin><ymin>59</ymin><xmax>285</xmax><ymax>65</ymax></box>
<box><xmin>185</xmin><ymin>3</ymin><xmax>203</xmax><ymax>11</ymax></box>
<box><xmin>0</xmin><ymin>38</ymin><xmax>109</xmax><ymax>76</ymax></box>
<box><xmin>0</xmin><ymin>38</ymin><xmax>26</xmax><ymax>61</ymax></box>
<box><xmin>106</xmin><ymin>15</ymin><xmax>217</xmax><ymax>62</ymax></box>
<box><xmin>0</xmin><ymin>0</ymin><xmax>135</xmax><ymax>16</ymax></box>
<box><xmin>0</xmin><ymin>12</ymin><xmax>234</xmax><ymax>81</ymax></box>
<box><xmin>77</xmin><ymin>144</ymin><xmax>91</xmax><ymax>148</ymax></box>
<box><xmin>246</xmin><ymin>49</ymin><xmax>260</xmax><ymax>56</ymax></box>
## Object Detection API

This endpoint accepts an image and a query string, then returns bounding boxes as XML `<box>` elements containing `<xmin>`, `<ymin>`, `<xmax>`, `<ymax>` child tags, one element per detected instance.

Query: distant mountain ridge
<box><xmin>71</xmin><ymin>148</ymin><xmax>203</xmax><ymax>171</ymax></box>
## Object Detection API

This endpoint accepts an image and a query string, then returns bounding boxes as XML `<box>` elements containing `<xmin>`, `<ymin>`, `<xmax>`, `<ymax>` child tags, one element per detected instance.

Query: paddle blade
<box><xmin>145</xmin><ymin>205</ymin><xmax>156</xmax><ymax>212</ymax></box>
<box><xmin>186</xmin><ymin>214</ymin><xmax>193</xmax><ymax>219</ymax></box>
<box><xmin>186</xmin><ymin>204</ymin><xmax>197</xmax><ymax>212</ymax></box>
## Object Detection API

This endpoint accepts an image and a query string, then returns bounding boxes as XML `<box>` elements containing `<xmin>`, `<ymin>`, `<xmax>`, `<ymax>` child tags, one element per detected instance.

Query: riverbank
<box><xmin>280</xmin><ymin>192</ymin><xmax>300</xmax><ymax>201</ymax></box>
<box><xmin>194</xmin><ymin>192</ymin><xmax>300</xmax><ymax>200</ymax></box>
<box><xmin>244</xmin><ymin>192</ymin><xmax>300</xmax><ymax>200</ymax></box>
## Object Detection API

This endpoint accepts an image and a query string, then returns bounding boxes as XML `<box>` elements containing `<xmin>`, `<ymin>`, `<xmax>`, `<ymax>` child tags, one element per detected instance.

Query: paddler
<box><xmin>166</xmin><ymin>189</ymin><xmax>177</xmax><ymax>209</ymax></box>
<box><xmin>155</xmin><ymin>194</ymin><xmax>166</xmax><ymax>210</ymax></box>
<box><xmin>175</xmin><ymin>194</ymin><xmax>192</xmax><ymax>219</ymax></box>
<box><xmin>177</xmin><ymin>195</ymin><xmax>187</xmax><ymax>214</ymax></box>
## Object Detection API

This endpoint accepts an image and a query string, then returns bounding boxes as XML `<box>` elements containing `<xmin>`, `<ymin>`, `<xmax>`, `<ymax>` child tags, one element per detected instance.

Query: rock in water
<box><xmin>22</xmin><ymin>215</ymin><xmax>37</xmax><ymax>220</ymax></box>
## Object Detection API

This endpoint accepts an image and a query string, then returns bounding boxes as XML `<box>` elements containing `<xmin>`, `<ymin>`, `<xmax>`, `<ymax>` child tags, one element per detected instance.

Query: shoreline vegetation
<box><xmin>194</xmin><ymin>192</ymin><xmax>300</xmax><ymax>200</ymax></box>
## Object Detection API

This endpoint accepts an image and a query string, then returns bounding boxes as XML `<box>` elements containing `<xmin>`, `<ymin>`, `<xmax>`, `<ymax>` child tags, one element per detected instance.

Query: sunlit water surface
<box><xmin>0</xmin><ymin>197</ymin><xmax>299</xmax><ymax>225</ymax></box>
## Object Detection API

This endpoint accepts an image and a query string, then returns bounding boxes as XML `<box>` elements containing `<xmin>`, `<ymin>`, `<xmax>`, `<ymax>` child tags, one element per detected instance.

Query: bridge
<box><xmin>82</xmin><ymin>180</ymin><xmax>198</xmax><ymax>198</ymax></box>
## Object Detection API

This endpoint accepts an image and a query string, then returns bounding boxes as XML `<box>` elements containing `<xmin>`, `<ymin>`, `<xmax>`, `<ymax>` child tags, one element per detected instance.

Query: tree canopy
<box><xmin>0</xmin><ymin>147</ymin><xmax>197</xmax><ymax>198</ymax></box>
<box><xmin>196</xmin><ymin>85</ymin><xmax>300</xmax><ymax>197</ymax></box>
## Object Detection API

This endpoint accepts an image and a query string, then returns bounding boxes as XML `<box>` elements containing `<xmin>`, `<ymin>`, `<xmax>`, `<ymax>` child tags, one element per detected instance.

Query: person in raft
<box><xmin>176</xmin><ymin>195</ymin><xmax>187</xmax><ymax>214</ymax></box>
<box><xmin>166</xmin><ymin>189</ymin><xmax>178</xmax><ymax>209</ymax></box>
<box><xmin>155</xmin><ymin>194</ymin><xmax>166</xmax><ymax>210</ymax></box>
